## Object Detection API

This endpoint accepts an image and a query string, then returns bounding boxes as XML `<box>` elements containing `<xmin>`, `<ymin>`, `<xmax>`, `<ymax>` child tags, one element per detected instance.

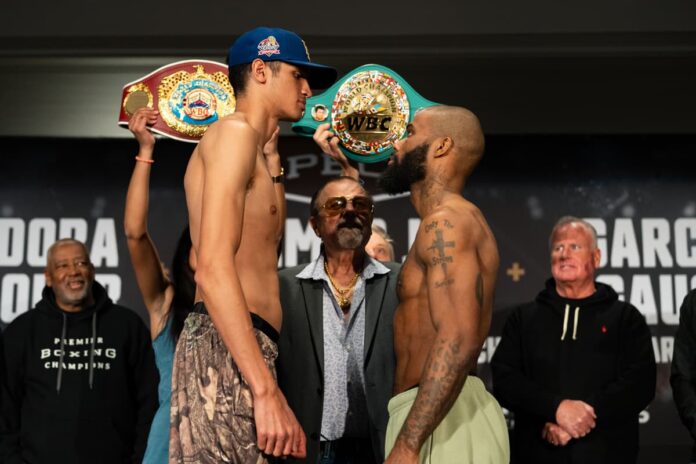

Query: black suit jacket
<box><xmin>276</xmin><ymin>260</ymin><xmax>400</xmax><ymax>463</ymax></box>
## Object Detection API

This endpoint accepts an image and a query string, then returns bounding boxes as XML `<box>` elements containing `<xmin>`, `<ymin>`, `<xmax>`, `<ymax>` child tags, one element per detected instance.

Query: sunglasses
<box><xmin>319</xmin><ymin>196</ymin><xmax>374</xmax><ymax>216</ymax></box>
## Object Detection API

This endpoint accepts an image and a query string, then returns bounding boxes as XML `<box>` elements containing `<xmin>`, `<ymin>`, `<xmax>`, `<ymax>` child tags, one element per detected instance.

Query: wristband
<box><xmin>271</xmin><ymin>167</ymin><xmax>285</xmax><ymax>184</ymax></box>
<box><xmin>135</xmin><ymin>156</ymin><xmax>154</xmax><ymax>164</ymax></box>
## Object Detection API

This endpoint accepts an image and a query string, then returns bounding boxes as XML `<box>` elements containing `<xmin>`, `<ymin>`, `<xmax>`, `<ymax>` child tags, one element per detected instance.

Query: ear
<box><xmin>593</xmin><ymin>247</ymin><xmax>601</xmax><ymax>268</ymax></box>
<box><xmin>432</xmin><ymin>136</ymin><xmax>453</xmax><ymax>158</ymax></box>
<box><xmin>44</xmin><ymin>269</ymin><xmax>53</xmax><ymax>287</ymax></box>
<box><xmin>250</xmin><ymin>59</ymin><xmax>269</xmax><ymax>84</ymax></box>
<box><xmin>309</xmin><ymin>216</ymin><xmax>320</xmax><ymax>237</ymax></box>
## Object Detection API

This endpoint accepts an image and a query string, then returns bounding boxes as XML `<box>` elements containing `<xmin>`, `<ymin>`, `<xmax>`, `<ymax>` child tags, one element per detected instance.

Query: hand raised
<box><xmin>313</xmin><ymin>123</ymin><xmax>359</xmax><ymax>179</ymax></box>
<box><xmin>263</xmin><ymin>125</ymin><xmax>280</xmax><ymax>159</ymax></box>
<box><xmin>128</xmin><ymin>107</ymin><xmax>158</xmax><ymax>151</ymax></box>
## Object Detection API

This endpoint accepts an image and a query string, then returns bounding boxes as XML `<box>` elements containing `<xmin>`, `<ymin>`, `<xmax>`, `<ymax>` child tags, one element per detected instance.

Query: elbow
<box><xmin>447</xmin><ymin>329</ymin><xmax>481</xmax><ymax>363</ymax></box>
<box><xmin>194</xmin><ymin>265</ymin><xmax>212</xmax><ymax>295</ymax></box>
<box><xmin>436</xmin><ymin>330</ymin><xmax>479</xmax><ymax>374</ymax></box>
<box><xmin>193</xmin><ymin>262</ymin><xmax>225</xmax><ymax>297</ymax></box>
<box><xmin>123</xmin><ymin>223</ymin><xmax>147</xmax><ymax>241</ymax></box>
<box><xmin>124</xmin><ymin>231</ymin><xmax>147</xmax><ymax>242</ymax></box>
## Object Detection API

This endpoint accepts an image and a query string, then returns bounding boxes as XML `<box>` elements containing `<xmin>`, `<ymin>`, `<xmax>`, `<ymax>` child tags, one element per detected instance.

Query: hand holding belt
<box><xmin>292</xmin><ymin>64</ymin><xmax>438</xmax><ymax>163</ymax></box>
<box><xmin>118</xmin><ymin>60</ymin><xmax>235</xmax><ymax>143</ymax></box>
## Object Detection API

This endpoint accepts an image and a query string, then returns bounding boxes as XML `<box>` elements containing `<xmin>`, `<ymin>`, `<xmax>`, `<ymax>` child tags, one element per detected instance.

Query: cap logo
<box><xmin>257</xmin><ymin>36</ymin><xmax>281</xmax><ymax>57</ymax></box>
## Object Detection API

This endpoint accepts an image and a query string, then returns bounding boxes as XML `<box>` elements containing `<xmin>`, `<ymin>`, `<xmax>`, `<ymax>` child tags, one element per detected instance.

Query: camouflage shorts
<box><xmin>169</xmin><ymin>308</ymin><xmax>279</xmax><ymax>464</ymax></box>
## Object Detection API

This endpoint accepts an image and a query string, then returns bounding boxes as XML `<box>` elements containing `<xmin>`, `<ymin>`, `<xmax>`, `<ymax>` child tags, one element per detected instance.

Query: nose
<box><xmin>302</xmin><ymin>79</ymin><xmax>312</xmax><ymax>98</ymax></box>
<box><xmin>393</xmin><ymin>137</ymin><xmax>404</xmax><ymax>153</ymax></box>
<box><xmin>341</xmin><ymin>199</ymin><xmax>356</xmax><ymax>213</ymax></box>
<box><xmin>67</xmin><ymin>263</ymin><xmax>81</xmax><ymax>275</ymax></box>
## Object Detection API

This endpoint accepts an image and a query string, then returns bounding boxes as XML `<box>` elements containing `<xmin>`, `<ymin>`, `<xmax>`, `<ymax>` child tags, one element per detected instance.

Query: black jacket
<box><xmin>671</xmin><ymin>289</ymin><xmax>696</xmax><ymax>461</ymax></box>
<box><xmin>0</xmin><ymin>282</ymin><xmax>159</xmax><ymax>464</ymax></box>
<box><xmin>275</xmin><ymin>260</ymin><xmax>400</xmax><ymax>463</ymax></box>
<box><xmin>491</xmin><ymin>279</ymin><xmax>656</xmax><ymax>464</ymax></box>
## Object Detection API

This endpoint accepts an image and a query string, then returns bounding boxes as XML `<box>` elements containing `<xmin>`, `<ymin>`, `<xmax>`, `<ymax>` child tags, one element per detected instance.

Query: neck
<box><xmin>410</xmin><ymin>176</ymin><xmax>465</xmax><ymax>217</ymax></box>
<box><xmin>324</xmin><ymin>247</ymin><xmax>364</xmax><ymax>276</ymax></box>
<box><xmin>556</xmin><ymin>280</ymin><xmax>596</xmax><ymax>299</ymax></box>
<box><xmin>235</xmin><ymin>96</ymin><xmax>279</xmax><ymax>143</ymax></box>
<box><xmin>56</xmin><ymin>295</ymin><xmax>94</xmax><ymax>314</ymax></box>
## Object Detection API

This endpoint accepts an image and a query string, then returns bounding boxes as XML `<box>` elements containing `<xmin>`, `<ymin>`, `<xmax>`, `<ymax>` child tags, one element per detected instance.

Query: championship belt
<box><xmin>292</xmin><ymin>64</ymin><xmax>438</xmax><ymax>163</ymax></box>
<box><xmin>118</xmin><ymin>60</ymin><xmax>235</xmax><ymax>143</ymax></box>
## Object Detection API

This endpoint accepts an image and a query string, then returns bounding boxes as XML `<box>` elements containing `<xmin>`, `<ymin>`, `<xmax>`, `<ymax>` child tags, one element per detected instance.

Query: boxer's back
<box><xmin>393</xmin><ymin>196</ymin><xmax>499</xmax><ymax>395</ymax></box>
<box><xmin>184</xmin><ymin>114</ymin><xmax>283</xmax><ymax>330</ymax></box>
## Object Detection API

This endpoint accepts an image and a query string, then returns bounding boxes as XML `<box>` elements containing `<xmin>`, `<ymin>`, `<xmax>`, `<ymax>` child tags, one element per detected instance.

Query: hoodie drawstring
<box><xmin>560</xmin><ymin>304</ymin><xmax>570</xmax><ymax>341</ymax></box>
<box><xmin>56</xmin><ymin>313</ymin><xmax>67</xmax><ymax>393</ymax></box>
<box><xmin>572</xmin><ymin>307</ymin><xmax>580</xmax><ymax>340</ymax></box>
<box><xmin>89</xmin><ymin>312</ymin><xmax>96</xmax><ymax>390</ymax></box>
<box><xmin>560</xmin><ymin>304</ymin><xmax>581</xmax><ymax>341</ymax></box>
<box><xmin>55</xmin><ymin>312</ymin><xmax>98</xmax><ymax>392</ymax></box>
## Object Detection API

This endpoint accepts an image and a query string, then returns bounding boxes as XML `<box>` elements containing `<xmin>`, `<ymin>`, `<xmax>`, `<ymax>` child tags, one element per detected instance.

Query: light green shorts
<box><xmin>385</xmin><ymin>376</ymin><xmax>509</xmax><ymax>464</ymax></box>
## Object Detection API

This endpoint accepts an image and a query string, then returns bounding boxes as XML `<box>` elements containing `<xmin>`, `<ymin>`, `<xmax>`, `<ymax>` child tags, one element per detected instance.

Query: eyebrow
<box><xmin>289</xmin><ymin>65</ymin><xmax>306</xmax><ymax>79</ymax></box>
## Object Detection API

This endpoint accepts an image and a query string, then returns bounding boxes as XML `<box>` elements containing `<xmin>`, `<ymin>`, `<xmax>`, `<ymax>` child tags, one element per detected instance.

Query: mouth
<box><xmin>339</xmin><ymin>219</ymin><xmax>363</xmax><ymax>229</ymax></box>
<box><xmin>67</xmin><ymin>280</ymin><xmax>85</xmax><ymax>291</ymax></box>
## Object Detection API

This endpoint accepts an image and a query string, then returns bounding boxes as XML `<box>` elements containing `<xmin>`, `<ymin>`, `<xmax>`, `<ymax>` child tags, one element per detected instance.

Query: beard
<box><xmin>336</xmin><ymin>228</ymin><xmax>365</xmax><ymax>249</ymax></box>
<box><xmin>378</xmin><ymin>143</ymin><xmax>428</xmax><ymax>194</ymax></box>
<box><xmin>336</xmin><ymin>216</ymin><xmax>367</xmax><ymax>249</ymax></box>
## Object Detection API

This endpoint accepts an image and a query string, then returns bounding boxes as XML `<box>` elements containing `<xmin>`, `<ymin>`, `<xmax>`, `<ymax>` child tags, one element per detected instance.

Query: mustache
<box><xmin>338</xmin><ymin>217</ymin><xmax>364</xmax><ymax>228</ymax></box>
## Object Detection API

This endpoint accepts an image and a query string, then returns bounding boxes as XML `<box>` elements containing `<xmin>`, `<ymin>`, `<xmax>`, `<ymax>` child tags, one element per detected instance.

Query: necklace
<box><xmin>324</xmin><ymin>261</ymin><xmax>360</xmax><ymax>311</ymax></box>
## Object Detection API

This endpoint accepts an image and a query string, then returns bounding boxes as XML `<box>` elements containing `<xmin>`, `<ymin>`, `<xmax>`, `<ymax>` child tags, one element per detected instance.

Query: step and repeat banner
<box><xmin>1</xmin><ymin>135</ymin><xmax>695</xmax><ymax>456</ymax></box>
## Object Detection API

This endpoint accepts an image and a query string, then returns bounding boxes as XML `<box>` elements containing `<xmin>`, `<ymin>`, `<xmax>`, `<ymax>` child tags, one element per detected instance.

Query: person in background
<box><xmin>365</xmin><ymin>224</ymin><xmax>395</xmax><ymax>262</ymax></box>
<box><xmin>123</xmin><ymin>107</ymin><xmax>197</xmax><ymax>464</ymax></box>
<box><xmin>671</xmin><ymin>288</ymin><xmax>696</xmax><ymax>464</ymax></box>
<box><xmin>277</xmin><ymin>176</ymin><xmax>400</xmax><ymax>463</ymax></box>
<box><xmin>0</xmin><ymin>239</ymin><xmax>159</xmax><ymax>463</ymax></box>
<box><xmin>492</xmin><ymin>216</ymin><xmax>656</xmax><ymax>464</ymax></box>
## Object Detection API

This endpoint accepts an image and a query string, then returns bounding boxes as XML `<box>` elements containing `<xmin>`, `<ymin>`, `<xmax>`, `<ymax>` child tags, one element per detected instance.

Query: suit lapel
<box><xmin>364</xmin><ymin>272</ymin><xmax>389</xmax><ymax>368</ymax></box>
<box><xmin>301</xmin><ymin>279</ymin><xmax>325</xmax><ymax>376</ymax></box>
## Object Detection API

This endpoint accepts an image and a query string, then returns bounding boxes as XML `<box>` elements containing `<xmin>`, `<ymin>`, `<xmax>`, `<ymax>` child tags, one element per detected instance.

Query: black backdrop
<box><xmin>1</xmin><ymin>135</ymin><xmax>695</xmax><ymax>462</ymax></box>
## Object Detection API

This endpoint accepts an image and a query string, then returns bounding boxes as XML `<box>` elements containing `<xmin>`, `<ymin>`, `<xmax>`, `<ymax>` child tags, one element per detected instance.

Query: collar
<box><xmin>296</xmin><ymin>252</ymin><xmax>390</xmax><ymax>281</ymax></box>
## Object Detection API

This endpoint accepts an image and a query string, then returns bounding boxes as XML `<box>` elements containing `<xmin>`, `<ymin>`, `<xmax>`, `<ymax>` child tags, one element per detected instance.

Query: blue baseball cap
<box><xmin>227</xmin><ymin>27</ymin><xmax>337</xmax><ymax>89</ymax></box>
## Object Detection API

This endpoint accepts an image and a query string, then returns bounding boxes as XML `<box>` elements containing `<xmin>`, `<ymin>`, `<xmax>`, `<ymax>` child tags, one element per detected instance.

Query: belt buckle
<box><xmin>118</xmin><ymin>60</ymin><xmax>236</xmax><ymax>143</ymax></box>
<box><xmin>292</xmin><ymin>64</ymin><xmax>438</xmax><ymax>164</ymax></box>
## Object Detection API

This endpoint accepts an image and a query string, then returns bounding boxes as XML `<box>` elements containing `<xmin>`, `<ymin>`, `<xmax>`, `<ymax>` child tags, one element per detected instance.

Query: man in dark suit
<box><xmin>277</xmin><ymin>176</ymin><xmax>400</xmax><ymax>464</ymax></box>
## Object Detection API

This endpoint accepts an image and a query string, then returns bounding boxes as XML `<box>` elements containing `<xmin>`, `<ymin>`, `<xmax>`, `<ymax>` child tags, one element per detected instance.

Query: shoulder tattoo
<box><xmin>427</xmin><ymin>227</ymin><xmax>455</xmax><ymax>288</ymax></box>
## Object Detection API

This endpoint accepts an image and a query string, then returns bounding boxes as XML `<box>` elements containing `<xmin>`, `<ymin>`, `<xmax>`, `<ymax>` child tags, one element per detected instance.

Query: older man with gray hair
<box><xmin>491</xmin><ymin>216</ymin><xmax>656</xmax><ymax>464</ymax></box>
<box><xmin>0</xmin><ymin>238</ymin><xmax>158</xmax><ymax>464</ymax></box>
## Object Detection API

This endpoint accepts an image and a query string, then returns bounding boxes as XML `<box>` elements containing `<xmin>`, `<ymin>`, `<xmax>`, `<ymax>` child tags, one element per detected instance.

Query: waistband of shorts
<box><xmin>192</xmin><ymin>301</ymin><xmax>279</xmax><ymax>343</ymax></box>
<box><xmin>388</xmin><ymin>376</ymin><xmax>486</xmax><ymax>414</ymax></box>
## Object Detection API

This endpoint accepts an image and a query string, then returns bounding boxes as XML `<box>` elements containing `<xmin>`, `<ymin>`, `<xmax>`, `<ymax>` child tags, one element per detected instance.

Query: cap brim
<box><xmin>285</xmin><ymin>61</ymin><xmax>338</xmax><ymax>90</ymax></box>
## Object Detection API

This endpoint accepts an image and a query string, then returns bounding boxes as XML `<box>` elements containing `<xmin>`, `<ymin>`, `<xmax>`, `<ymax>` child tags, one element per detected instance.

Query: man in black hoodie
<box><xmin>671</xmin><ymin>288</ymin><xmax>696</xmax><ymax>462</ymax></box>
<box><xmin>0</xmin><ymin>238</ymin><xmax>159</xmax><ymax>464</ymax></box>
<box><xmin>491</xmin><ymin>216</ymin><xmax>656</xmax><ymax>464</ymax></box>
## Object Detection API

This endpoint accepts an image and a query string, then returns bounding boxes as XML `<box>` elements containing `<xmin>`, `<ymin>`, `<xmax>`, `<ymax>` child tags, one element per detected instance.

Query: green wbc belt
<box><xmin>292</xmin><ymin>64</ymin><xmax>438</xmax><ymax>163</ymax></box>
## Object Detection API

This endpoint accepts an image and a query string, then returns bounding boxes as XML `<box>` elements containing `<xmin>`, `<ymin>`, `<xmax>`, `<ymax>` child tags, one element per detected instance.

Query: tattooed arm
<box><xmin>386</xmin><ymin>209</ymin><xmax>490</xmax><ymax>463</ymax></box>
